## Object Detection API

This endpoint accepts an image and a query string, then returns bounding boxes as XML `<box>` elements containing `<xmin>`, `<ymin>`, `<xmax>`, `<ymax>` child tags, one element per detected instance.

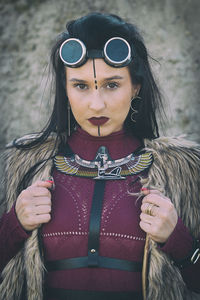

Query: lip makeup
<box><xmin>88</xmin><ymin>117</ymin><xmax>109</xmax><ymax>126</ymax></box>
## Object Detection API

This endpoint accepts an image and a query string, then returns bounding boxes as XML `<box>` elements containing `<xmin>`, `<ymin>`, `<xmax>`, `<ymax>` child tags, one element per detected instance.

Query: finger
<box><xmin>32</xmin><ymin>180</ymin><xmax>54</xmax><ymax>189</ymax></box>
<box><xmin>47</xmin><ymin>177</ymin><xmax>55</xmax><ymax>191</ymax></box>
<box><xmin>139</xmin><ymin>220</ymin><xmax>152</xmax><ymax>233</ymax></box>
<box><xmin>141</xmin><ymin>188</ymin><xmax>162</xmax><ymax>195</ymax></box>
<box><xmin>141</xmin><ymin>188</ymin><xmax>163</xmax><ymax>195</ymax></box>
<box><xmin>149</xmin><ymin>190</ymin><xmax>163</xmax><ymax>195</ymax></box>
<box><xmin>141</xmin><ymin>187</ymin><xmax>150</xmax><ymax>195</ymax></box>
<box><xmin>140</xmin><ymin>212</ymin><xmax>154</xmax><ymax>223</ymax></box>
<box><xmin>142</xmin><ymin>194</ymin><xmax>171</xmax><ymax>207</ymax></box>
<box><xmin>34</xmin><ymin>205</ymin><xmax>51</xmax><ymax>215</ymax></box>
<box><xmin>34</xmin><ymin>197</ymin><xmax>52</xmax><ymax>206</ymax></box>
<box><xmin>27</xmin><ymin>186</ymin><xmax>52</xmax><ymax>198</ymax></box>
<box><xmin>34</xmin><ymin>213</ymin><xmax>51</xmax><ymax>225</ymax></box>
<box><xmin>141</xmin><ymin>203</ymin><xmax>158</xmax><ymax>216</ymax></box>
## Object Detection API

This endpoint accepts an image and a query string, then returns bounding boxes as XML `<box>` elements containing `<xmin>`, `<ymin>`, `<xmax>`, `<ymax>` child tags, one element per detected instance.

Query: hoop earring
<box><xmin>130</xmin><ymin>95</ymin><xmax>142</xmax><ymax>123</ymax></box>
<box><xmin>67</xmin><ymin>101</ymin><xmax>71</xmax><ymax>136</ymax></box>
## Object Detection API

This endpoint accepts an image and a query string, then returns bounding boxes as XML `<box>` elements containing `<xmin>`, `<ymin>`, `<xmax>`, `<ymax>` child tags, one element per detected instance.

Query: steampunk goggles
<box><xmin>59</xmin><ymin>37</ymin><xmax>132</xmax><ymax>68</ymax></box>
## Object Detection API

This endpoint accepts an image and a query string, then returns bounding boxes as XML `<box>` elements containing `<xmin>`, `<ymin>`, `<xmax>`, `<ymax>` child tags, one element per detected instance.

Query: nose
<box><xmin>88</xmin><ymin>91</ymin><xmax>106</xmax><ymax>111</ymax></box>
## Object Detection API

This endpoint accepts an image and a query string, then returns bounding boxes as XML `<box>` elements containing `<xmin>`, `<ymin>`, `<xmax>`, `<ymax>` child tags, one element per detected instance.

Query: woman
<box><xmin>0</xmin><ymin>12</ymin><xmax>200</xmax><ymax>300</ymax></box>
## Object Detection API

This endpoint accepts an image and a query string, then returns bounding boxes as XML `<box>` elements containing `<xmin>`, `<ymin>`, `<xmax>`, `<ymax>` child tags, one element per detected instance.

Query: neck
<box><xmin>67</xmin><ymin>127</ymin><xmax>142</xmax><ymax>160</ymax></box>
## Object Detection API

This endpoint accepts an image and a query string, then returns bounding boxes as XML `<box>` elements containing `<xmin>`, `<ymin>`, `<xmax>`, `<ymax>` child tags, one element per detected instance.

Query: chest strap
<box><xmin>46</xmin><ymin>180</ymin><xmax>142</xmax><ymax>272</ymax></box>
<box><xmin>46</xmin><ymin>255</ymin><xmax>142</xmax><ymax>272</ymax></box>
<box><xmin>88</xmin><ymin>180</ymin><xmax>105</xmax><ymax>266</ymax></box>
<box><xmin>46</xmin><ymin>288</ymin><xmax>143</xmax><ymax>300</ymax></box>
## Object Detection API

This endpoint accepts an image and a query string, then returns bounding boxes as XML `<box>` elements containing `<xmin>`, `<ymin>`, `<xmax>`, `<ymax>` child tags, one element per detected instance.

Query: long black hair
<box><xmin>13</xmin><ymin>12</ymin><xmax>165</xmax><ymax>193</ymax></box>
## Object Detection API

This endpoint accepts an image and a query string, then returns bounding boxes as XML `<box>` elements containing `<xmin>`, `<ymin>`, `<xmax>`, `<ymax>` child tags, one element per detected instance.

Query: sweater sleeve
<box><xmin>0</xmin><ymin>204</ymin><xmax>31</xmax><ymax>273</ymax></box>
<box><xmin>159</xmin><ymin>217</ymin><xmax>200</xmax><ymax>293</ymax></box>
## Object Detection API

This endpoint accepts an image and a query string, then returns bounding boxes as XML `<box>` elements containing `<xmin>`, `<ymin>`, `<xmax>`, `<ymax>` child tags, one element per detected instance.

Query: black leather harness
<box><xmin>46</xmin><ymin>180</ymin><xmax>142</xmax><ymax>273</ymax></box>
<box><xmin>44</xmin><ymin>144</ymin><xmax>149</xmax><ymax>299</ymax></box>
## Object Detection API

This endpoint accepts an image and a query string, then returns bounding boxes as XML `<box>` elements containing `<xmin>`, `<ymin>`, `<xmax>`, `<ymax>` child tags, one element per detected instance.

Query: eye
<box><xmin>73</xmin><ymin>83</ymin><xmax>88</xmax><ymax>90</ymax></box>
<box><xmin>106</xmin><ymin>82</ymin><xmax>119</xmax><ymax>89</ymax></box>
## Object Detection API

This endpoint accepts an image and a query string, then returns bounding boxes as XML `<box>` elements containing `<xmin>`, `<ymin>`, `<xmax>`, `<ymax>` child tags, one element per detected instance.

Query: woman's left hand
<box><xmin>140</xmin><ymin>189</ymin><xmax>178</xmax><ymax>243</ymax></box>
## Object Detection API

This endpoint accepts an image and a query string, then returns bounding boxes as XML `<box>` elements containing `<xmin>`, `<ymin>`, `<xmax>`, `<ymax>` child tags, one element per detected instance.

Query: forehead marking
<box><xmin>92</xmin><ymin>59</ymin><xmax>98</xmax><ymax>90</ymax></box>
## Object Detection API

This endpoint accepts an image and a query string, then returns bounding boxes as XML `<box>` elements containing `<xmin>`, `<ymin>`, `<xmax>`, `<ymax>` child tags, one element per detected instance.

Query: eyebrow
<box><xmin>69</xmin><ymin>78</ymin><xmax>87</xmax><ymax>83</ymax></box>
<box><xmin>104</xmin><ymin>75</ymin><xmax>124</xmax><ymax>81</ymax></box>
<box><xmin>69</xmin><ymin>75</ymin><xmax>124</xmax><ymax>82</ymax></box>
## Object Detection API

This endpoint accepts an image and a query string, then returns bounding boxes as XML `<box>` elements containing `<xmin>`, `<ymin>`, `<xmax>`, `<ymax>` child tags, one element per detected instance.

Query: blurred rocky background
<box><xmin>0</xmin><ymin>0</ymin><xmax>199</xmax><ymax>147</ymax></box>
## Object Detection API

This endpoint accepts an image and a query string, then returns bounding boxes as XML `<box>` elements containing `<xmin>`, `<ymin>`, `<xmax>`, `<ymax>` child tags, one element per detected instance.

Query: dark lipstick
<box><xmin>88</xmin><ymin>117</ymin><xmax>109</xmax><ymax>126</ymax></box>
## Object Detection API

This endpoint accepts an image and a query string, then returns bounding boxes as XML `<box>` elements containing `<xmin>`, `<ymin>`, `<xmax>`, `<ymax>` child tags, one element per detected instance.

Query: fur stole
<box><xmin>0</xmin><ymin>134</ymin><xmax>57</xmax><ymax>300</ymax></box>
<box><xmin>0</xmin><ymin>134</ymin><xmax>200</xmax><ymax>300</ymax></box>
<box><xmin>143</xmin><ymin>136</ymin><xmax>200</xmax><ymax>300</ymax></box>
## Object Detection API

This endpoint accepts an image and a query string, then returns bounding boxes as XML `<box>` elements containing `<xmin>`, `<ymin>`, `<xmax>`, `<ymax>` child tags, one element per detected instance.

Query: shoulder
<box><xmin>144</xmin><ymin>135</ymin><xmax>200</xmax><ymax>152</ymax></box>
<box><xmin>4</xmin><ymin>132</ymin><xmax>60</xmax><ymax>172</ymax></box>
<box><xmin>144</xmin><ymin>135</ymin><xmax>200</xmax><ymax>163</ymax></box>
<box><xmin>2</xmin><ymin>133</ymin><xmax>61</xmax><ymax>212</ymax></box>
<box><xmin>143</xmin><ymin>135</ymin><xmax>200</xmax><ymax>179</ymax></box>
<box><xmin>6</xmin><ymin>132</ymin><xmax>58</xmax><ymax>149</ymax></box>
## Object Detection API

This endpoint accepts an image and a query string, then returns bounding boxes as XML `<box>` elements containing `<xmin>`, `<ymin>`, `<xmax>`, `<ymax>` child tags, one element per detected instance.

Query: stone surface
<box><xmin>0</xmin><ymin>0</ymin><xmax>199</xmax><ymax>147</ymax></box>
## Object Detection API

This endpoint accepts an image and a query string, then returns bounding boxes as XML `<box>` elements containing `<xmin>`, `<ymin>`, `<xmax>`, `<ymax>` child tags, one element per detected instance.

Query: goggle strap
<box><xmin>87</xmin><ymin>49</ymin><xmax>104</xmax><ymax>59</ymax></box>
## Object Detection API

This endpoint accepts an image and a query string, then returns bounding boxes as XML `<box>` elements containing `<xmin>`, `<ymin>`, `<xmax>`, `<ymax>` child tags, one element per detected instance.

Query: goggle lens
<box><xmin>104</xmin><ymin>38</ymin><xmax>130</xmax><ymax>65</ymax></box>
<box><xmin>60</xmin><ymin>39</ymin><xmax>86</xmax><ymax>66</ymax></box>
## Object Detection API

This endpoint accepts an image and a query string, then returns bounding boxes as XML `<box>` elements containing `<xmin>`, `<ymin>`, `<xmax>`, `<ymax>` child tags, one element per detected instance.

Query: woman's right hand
<box><xmin>15</xmin><ymin>180</ymin><xmax>53</xmax><ymax>231</ymax></box>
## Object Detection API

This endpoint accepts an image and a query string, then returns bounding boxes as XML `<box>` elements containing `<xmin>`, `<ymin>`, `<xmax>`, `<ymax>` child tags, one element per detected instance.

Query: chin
<box><xmin>83</xmin><ymin>126</ymin><xmax>111</xmax><ymax>137</ymax></box>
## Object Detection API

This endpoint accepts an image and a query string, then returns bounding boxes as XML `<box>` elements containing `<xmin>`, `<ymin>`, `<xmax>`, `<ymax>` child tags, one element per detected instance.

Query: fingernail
<box><xmin>47</xmin><ymin>176</ymin><xmax>55</xmax><ymax>191</ymax></box>
<box><xmin>46</xmin><ymin>180</ymin><xmax>54</xmax><ymax>183</ymax></box>
<box><xmin>141</xmin><ymin>187</ymin><xmax>149</xmax><ymax>191</ymax></box>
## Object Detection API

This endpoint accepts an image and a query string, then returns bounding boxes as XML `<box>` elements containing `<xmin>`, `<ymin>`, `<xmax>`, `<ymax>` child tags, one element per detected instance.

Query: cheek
<box><xmin>113</xmin><ymin>95</ymin><xmax>131</xmax><ymax>116</ymax></box>
<box><xmin>68</xmin><ymin>97</ymin><xmax>88</xmax><ymax>123</ymax></box>
<box><xmin>67</xmin><ymin>89</ymin><xmax>81</xmax><ymax>111</ymax></box>
<box><xmin>66</xmin><ymin>85</ymin><xmax>75</xmax><ymax>100</ymax></box>
<box><xmin>120</xmin><ymin>104</ymin><xmax>131</xmax><ymax>122</ymax></box>
<box><xmin>70</xmin><ymin>102</ymin><xmax>83</xmax><ymax>119</ymax></box>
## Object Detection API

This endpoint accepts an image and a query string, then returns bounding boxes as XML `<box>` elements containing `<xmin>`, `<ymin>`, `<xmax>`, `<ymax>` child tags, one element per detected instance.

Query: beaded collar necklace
<box><xmin>54</xmin><ymin>145</ymin><xmax>153</xmax><ymax>180</ymax></box>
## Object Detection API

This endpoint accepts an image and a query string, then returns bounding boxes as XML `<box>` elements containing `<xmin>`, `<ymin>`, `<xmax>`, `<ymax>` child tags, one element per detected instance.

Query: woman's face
<box><xmin>65</xmin><ymin>58</ymin><xmax>139</xmax><ymax>137</ymax></box>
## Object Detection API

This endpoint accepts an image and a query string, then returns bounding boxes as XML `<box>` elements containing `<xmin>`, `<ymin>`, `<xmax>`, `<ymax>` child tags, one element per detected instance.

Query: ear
<box><xmin>132</xmin><ymin>84</ymin><xmax>141</xmax><ymax>97</ymax></box>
